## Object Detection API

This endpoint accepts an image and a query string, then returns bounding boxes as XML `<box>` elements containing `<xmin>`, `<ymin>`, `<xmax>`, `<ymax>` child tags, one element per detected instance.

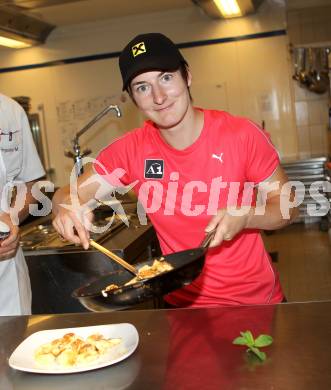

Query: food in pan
<box><xmin>101</xmin><ymin>258</ymin><xmax>173</xmax><ymax>297</ymax></box>
<box><xmin>102</xmin><ymin>284</ymin><xmax>119</xmax><ymax>293</ymax></box>
<box><xmin>34</xmin><ymin>332</ymin><xmax>122</xmax><ymax>367</ymax></box>
<box><xmin>101</xmin><ymin>284</ymin><xmax>120</xmax><ymax>296</ymax></box>
<box><xmin>125</xmin><ymin>258</ymin><xmax>173</xmax><ymax>285</ymax></box>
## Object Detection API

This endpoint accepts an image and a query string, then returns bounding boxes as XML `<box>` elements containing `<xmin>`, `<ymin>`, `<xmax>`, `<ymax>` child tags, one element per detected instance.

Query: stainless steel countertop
<box><xmin>1</xmin><ymin>301</ymin><xmax>331</xmax><ymax>389</ymax></box>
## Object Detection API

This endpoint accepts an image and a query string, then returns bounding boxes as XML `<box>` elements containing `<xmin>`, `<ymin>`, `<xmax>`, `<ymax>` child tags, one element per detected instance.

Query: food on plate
<box><xmin>34</xmin><ymin>332</ymin><xmax>122</xmax><ymax>367</ymax></box>
<box><xmin>101</xmin><ymin>258</ymin><xmax>173</xmax><ymax>297</ymax></box>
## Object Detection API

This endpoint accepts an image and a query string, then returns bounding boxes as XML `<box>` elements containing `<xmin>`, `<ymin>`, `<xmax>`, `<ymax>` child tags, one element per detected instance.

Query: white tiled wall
<box><xmin>287</xmin><ymin>4</ymin><xmax>331</xmax><ymax>158</ymax></box>
<box><xmin>287</xmin><ymin>5</ymin><xmax>331</xmax><ymax>46</ymax></box>
<box><xmin>294</xmin><ymin>84</ymin><xmax>329</xmax><ymax>157</ymax></box>
<box><xmin>297</xmin><ymin>125</ymin><xmax>311</xmax><ymax>156</ymax></box>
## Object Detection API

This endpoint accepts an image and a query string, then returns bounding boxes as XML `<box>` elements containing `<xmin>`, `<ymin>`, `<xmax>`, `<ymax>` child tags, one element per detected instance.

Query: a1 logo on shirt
<box><xmin>144</xmin><ymin>159</ymin><xmax>164</xmax><ymax>179</ymax></box>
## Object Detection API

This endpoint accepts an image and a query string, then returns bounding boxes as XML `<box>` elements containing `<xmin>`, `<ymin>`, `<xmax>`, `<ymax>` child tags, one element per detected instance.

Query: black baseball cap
<box><xmin>119</xmin><ymin>33</ymin><xmax>188</xmax><ymax>91</ymax></box>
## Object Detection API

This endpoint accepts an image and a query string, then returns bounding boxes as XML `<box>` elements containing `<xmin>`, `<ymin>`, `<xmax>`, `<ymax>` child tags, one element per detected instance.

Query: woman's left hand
<box><xmin>205</xmin><ymin>207</ymin><xmax>252</xmax><ymax>247</ymax></box>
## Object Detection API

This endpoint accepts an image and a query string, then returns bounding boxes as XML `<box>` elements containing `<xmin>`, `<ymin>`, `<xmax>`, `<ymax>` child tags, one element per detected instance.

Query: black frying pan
<box><xmin>72</xmin><ymin>231</ymin><xmax>214</xmax><ymax>309</ymax></box>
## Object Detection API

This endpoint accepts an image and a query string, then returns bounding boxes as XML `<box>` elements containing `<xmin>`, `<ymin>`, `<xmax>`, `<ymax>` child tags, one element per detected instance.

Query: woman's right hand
<box><xmin>52</xmin><ymin>190</ymin><xmax>93</xmax><ymax>250</ymax></box>
<box><xmin>52</xmin><ymin>164</ymin><xmax>112</xmax><ymax>250</ymax></box>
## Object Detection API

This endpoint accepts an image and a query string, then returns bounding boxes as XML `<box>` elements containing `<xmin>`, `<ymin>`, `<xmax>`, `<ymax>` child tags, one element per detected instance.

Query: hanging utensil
<box><xmin>308</xmin><ymin>48</ymin><xmax>329</xmax><ymax>94</ymax></box>
<box><xmin>89</xmin><ymin>239</ymin><xmax>138</xmax><ymax>276</ymax></box>
<box><xmin>298</xmin><ymin>48</ymin><xmax>310</xmax><ymax>86</ymax></box>
<box><xmin>293</xmin><ymin>47</ymin><xmax>303</xmax><ymax>82</ymax></box>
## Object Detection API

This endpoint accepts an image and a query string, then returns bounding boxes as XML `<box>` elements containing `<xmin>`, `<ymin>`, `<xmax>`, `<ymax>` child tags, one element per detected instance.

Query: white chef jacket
<box><xmin>0</xmin><ymin>93</ymin><xmax>45</xmax><ymax>315</ymax></box>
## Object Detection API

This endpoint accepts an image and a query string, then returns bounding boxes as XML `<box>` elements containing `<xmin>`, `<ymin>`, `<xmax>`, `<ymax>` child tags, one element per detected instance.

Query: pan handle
<box><xmin>200</xmin><ymin>229</ymin><xmax>216</xmax><ymax>248</ymax></box>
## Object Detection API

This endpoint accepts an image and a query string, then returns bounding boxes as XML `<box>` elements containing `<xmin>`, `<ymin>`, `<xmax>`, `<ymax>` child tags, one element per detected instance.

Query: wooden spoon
<box><xmin>89</xmin><ymin>239</ymin><xmax>138</xmax><ymax>276</ymax></box>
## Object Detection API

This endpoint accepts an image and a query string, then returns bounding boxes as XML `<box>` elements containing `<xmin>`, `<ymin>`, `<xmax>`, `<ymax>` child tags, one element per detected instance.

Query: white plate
<box><xmin>8</xmin><ymin>323</ymin><xmax>139</xmax><ymax>374</ymax></box>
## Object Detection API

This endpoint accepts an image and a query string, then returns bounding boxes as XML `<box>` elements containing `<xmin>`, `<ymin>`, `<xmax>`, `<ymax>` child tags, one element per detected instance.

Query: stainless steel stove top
<box><xmin>20</xmin><ymin>214</ymin><xmax>125</xmax><ymax>252</ymax></box>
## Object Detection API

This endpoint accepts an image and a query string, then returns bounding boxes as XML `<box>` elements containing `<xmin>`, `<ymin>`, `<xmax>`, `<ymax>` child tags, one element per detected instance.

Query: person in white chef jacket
<box><xmin>0</xmin><ymin>93</ymin><xmax>45</xmax><ymax>315</ymax></box>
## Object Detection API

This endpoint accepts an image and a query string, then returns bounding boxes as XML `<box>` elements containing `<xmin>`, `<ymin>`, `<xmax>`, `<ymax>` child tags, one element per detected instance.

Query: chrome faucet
<box><xmin>65</xmin><ymin>105</ymin><xmax>121</xmax><ymax>176</ymax></box>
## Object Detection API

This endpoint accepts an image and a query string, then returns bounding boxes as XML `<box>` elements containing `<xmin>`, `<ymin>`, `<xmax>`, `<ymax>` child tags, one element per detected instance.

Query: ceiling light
<box><xmin>193</xmin><ymin>0</ymin><xmax>264</xmax><ymax>19</ymax></box>
<box><xmin>0</xmin><ymin>6</ymin><xmax>54</xmax><ymax>49</ymax></box>
<box><xmin>0</xmin><ymin>35</ymin><xmax>32</xmax><ymax>49</ymax></box>
<box><xmin>214</xmin><ymin>0</ymin><xmax>242</xmax><ymax>18</ymax></box>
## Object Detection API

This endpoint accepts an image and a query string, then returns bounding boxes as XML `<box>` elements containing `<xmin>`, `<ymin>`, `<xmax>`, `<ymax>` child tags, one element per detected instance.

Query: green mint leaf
<box><xmin>242</xmin><ymin>330</ymin><xmax>255</xmax><ymax>347</ymax></box>
<box><xmin>233</xmin><ymin>336</ymin><xmax>248</xmax><ymax>345</ymax></box>
<box><xmin>249</xmin><ymin>346</ymin><xmax>266</xmax><ymax>361</ymax></box>
<box><xmin>254</xmin><ymin>334</ymin><xmax>273</xmax><ymax>347</ymax></box>
<box><xmin>233</xmin><ymin>331</ymin><xmax>273</xmax><ymax>362</ymax></box>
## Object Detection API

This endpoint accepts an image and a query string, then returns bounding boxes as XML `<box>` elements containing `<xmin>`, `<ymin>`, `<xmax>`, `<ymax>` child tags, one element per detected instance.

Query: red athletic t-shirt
<box><xmin>94</xmin><ymin>109</ymin><xmax>284</xmax><ymax>306</ymax></box>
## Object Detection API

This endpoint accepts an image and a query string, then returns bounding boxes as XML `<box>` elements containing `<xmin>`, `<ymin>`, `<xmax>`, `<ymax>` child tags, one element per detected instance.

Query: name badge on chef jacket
<box><xmin>0</xmin><ymin>129</ymin><xmax>19</xmax><ymax>149</ymax></box>
<box><xmin>144</xmin><ymin>159</ymin><xmax>164</xmax><ymax>179</ymax></box>
<box><xmin>0</xmin><ymin>127</ymin><xmax>22</xmax><ymax>180</ymax></box>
